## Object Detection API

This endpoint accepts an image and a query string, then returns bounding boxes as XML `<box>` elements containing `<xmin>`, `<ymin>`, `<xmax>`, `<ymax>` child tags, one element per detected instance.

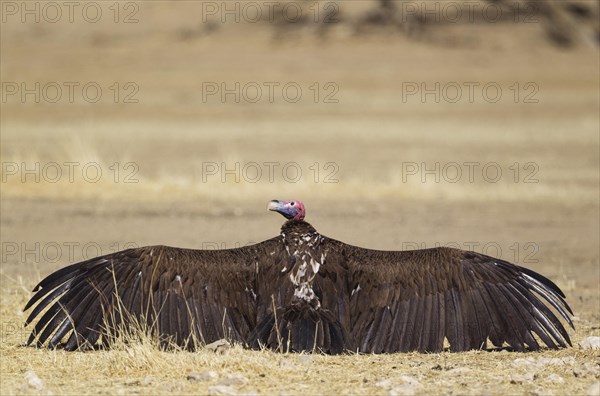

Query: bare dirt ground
<box><xmin>1</xmin><ymin>1</ymin><xmax>599</xmax><ymax>395</ymax></box>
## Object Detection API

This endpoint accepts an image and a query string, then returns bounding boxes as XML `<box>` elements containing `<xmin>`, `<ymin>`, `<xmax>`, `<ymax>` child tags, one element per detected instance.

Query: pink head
<box><xmin>267</xmin><ymin>199</ymin><xmax>305</xmax><ymax>221</ymax></box>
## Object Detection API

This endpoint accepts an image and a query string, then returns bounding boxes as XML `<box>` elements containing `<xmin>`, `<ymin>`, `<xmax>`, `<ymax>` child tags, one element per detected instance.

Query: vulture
<box><xmin>23</xmin><ymin>200</ymin><xmax>574</xmax><ymax>354</ymax></box>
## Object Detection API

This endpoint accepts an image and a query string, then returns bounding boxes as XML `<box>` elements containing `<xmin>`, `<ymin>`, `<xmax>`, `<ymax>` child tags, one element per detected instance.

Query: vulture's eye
<box><xmin>290</xmin><ymin>202</ymin><xmax>295</xmax><ymax>206</ymax></box>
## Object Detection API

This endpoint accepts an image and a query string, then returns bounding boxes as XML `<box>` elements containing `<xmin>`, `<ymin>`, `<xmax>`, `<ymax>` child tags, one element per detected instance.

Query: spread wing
<box><xmin>23</xmin><ymin>233</ymin><xmax>574</xmax><ymax>354</ymax></box>
<box><xmin>23</xmin><ymin>240</ymin><xmax>282</xmax><ymax>351</ymax></box>
<box><xmin>328</xmin><ymin>240</ymin><xmax>574</xmax><ymax>353</ymax></box>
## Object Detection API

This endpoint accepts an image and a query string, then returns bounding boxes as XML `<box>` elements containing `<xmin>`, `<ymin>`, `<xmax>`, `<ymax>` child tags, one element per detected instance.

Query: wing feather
<box><xmin>24</xmin><ymin>280</ymin><xmax>73</xmax><ymax>327</ymax></box>
<box><xmin>445</xmin><ymin>288</ymin><xmax>461</xmax><ymax>351</ymax></box>
<box><xmin>330</xmin><ymin>239</ymin><xmax>573</xmax><ymax>353</ymax></box>
<box><xmin>23</xmin><ymin>240</ymin><xmax>282</xmax><ymax>350</ymax></box>
<box><xmin>418</xmin><ymin>294</ymin><xmax>433</xmax><ymax>351</ymax></box>
<box><xmin>388</xmin><ymin>299</ymin><xmax>408</xmax><ymax>352</ymax></box>
<box><xmin>400</xmin><ymin>296</ymin><xmax>420</xmax><ymax>352</ymax></box>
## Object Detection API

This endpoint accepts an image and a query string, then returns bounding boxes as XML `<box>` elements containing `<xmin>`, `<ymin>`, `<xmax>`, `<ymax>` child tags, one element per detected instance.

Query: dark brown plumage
<box><xmin>23</xmin><ymin>201</ymin><xmax>574</xmax><ymax>354</ymax></box>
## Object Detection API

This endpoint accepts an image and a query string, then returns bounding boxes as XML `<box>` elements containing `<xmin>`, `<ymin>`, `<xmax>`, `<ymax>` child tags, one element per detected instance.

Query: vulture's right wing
<box><xmin>23</xmin><ymin>240</ymin><xmax>284</xmax><ymax>351</ymax></box>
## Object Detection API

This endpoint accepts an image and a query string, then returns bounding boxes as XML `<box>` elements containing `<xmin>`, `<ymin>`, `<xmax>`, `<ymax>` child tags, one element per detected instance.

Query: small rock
<box><xmin>539</xmin><ymin>357</ymin><xmax>576</xmax><ymax>366</ymax></box>
<box><xmin>142</xmin><ymin>376</ymin><xmax>154</xmax><ymax>386</ymax></box>
<box><xmin>208</xmin><ymin>385</ymin><xmax>238</xmax><ymax>395</ymax></box>
<box><xmin>512</xmin><ymin>357</ymin><xmax>535</xmax><ymax>367</ymax></box>
<box><xmin>398</xmin><ymin>375</ymin><xmax>421</xmax><ymax>387</ymax></box>
<box><xmin>389</xmin><ymin>376</ymin><xmax>421</xmax><ymax>396</ymax></box>
<box><xmin>587</xmin><ymin>382</ymin><xmax>600</xmax><ymax>396</ymax></box>
<box><xmin>219</xmin><ymin>374</ymin><xmax>248</xmax><ymax>386</ymax></box>
<box><xmin>188</xmin><ymin>371</ymin><xmax>219</xmax><ymax>382</ymax></box>
<box><xmin>545</xmin><ymin>374</ymin><xmax>564</xmax><ymax>383</ymax></box>
<box><xmin>446</xmin><ymin>367</ymin><xmax>472</xmax><ymax>375</ymax></box>
<box><xmin>390</xmin><ymin>385</ymin><xmax>418</xmax><ymax>395</ymax></box>
<box><xmin>298</xmin><ymin>355</ymin><xmax>312</xmax><ymax>364</ymax></box>
<box><xmin>511</xmin><ymin>372</ymin><xmax>535</xmax><ymax>384</ymax></box>
<box><xmin>205</xmin><ymin>339</ymin><xmax>231</xmax><ymax>354</ymax></box>
<box><xmin>24</xmin><ymin>370</ymin><xmax>44</xmax><ymax>390</ymax></box>
<box><xmin>580</xmin><ymin>336</ymin><xmax>600</xmax><ymax>350</ymax></box>
<box><xmin>376</xmin><ymin>379</ymin><xmax>392</xmax><ymax>389</ymax></box>
<box><xmin>389</xmin><ymin>386</ymin><xmax>417</xmax><ymax>396</ymax></box>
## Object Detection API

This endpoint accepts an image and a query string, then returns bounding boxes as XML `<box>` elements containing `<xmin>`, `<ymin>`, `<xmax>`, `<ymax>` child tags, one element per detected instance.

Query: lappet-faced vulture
<box><xmin>23</xmin><ymin>200</ymin><xmax>573</xmax><ymax>354</ymax></box>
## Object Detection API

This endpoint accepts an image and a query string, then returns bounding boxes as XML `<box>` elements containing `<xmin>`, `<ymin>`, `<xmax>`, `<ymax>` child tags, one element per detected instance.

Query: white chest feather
<box><xmin>284</xmin><ymin>233</ymin><xmax>325</xmax><ymax>308</ymax></box>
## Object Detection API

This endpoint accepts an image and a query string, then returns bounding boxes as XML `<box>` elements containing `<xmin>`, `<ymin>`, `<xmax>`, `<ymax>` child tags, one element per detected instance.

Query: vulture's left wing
<box><xmin>23</xmin><ymin>241</ymin><xmax>283</xmax><ymax>351</ymax></box>
<box><xmin>323</xmin><ymin>240</ymin><xmax>573</xmax><ymax>353</ymax></box>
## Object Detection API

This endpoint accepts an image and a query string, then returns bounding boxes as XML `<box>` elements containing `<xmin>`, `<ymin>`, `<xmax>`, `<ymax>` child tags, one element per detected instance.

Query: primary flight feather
<box><xmin>23</xmin><ymin>199</ymin><xmax>574</xmax><ymax>353</ymax></box>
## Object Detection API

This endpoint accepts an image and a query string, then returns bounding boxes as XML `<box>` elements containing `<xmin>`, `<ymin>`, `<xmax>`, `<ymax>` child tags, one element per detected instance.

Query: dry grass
<box><xmin>1</xmin><ymin>280</ymin><xmax>599</xmax><ymax>396</ymax></box>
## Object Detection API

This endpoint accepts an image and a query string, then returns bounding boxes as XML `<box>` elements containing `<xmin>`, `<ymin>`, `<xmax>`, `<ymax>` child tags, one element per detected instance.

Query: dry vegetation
<box><xmin>1</xmin><ymin>1</ymin><xmax>599</xmax><ymax>395</ymax></box>
<box><xmin>1</xmin><ymin>280</ymin><xmax>599</xmax><ymax>396</ymax></box>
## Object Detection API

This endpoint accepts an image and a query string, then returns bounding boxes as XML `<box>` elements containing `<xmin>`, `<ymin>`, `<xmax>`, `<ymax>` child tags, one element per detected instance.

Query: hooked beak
<box><xmin>267</xmin><ymin>200</ymin><xmax>282</xmax><ymax>212</ymax></box>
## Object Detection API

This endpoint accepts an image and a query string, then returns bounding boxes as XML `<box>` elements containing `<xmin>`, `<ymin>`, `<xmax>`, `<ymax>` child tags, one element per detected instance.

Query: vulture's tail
<box><xmin>250</xmin><ymin>302</ymin><xmax>348</xmax><ymax>354</ymax></box>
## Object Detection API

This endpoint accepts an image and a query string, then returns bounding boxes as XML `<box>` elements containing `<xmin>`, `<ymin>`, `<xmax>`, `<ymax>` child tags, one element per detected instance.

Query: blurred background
<box><xmin>1</xmin><ymin>0</ymin><xmax>598</xmax><ymax>322</ymax></box>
